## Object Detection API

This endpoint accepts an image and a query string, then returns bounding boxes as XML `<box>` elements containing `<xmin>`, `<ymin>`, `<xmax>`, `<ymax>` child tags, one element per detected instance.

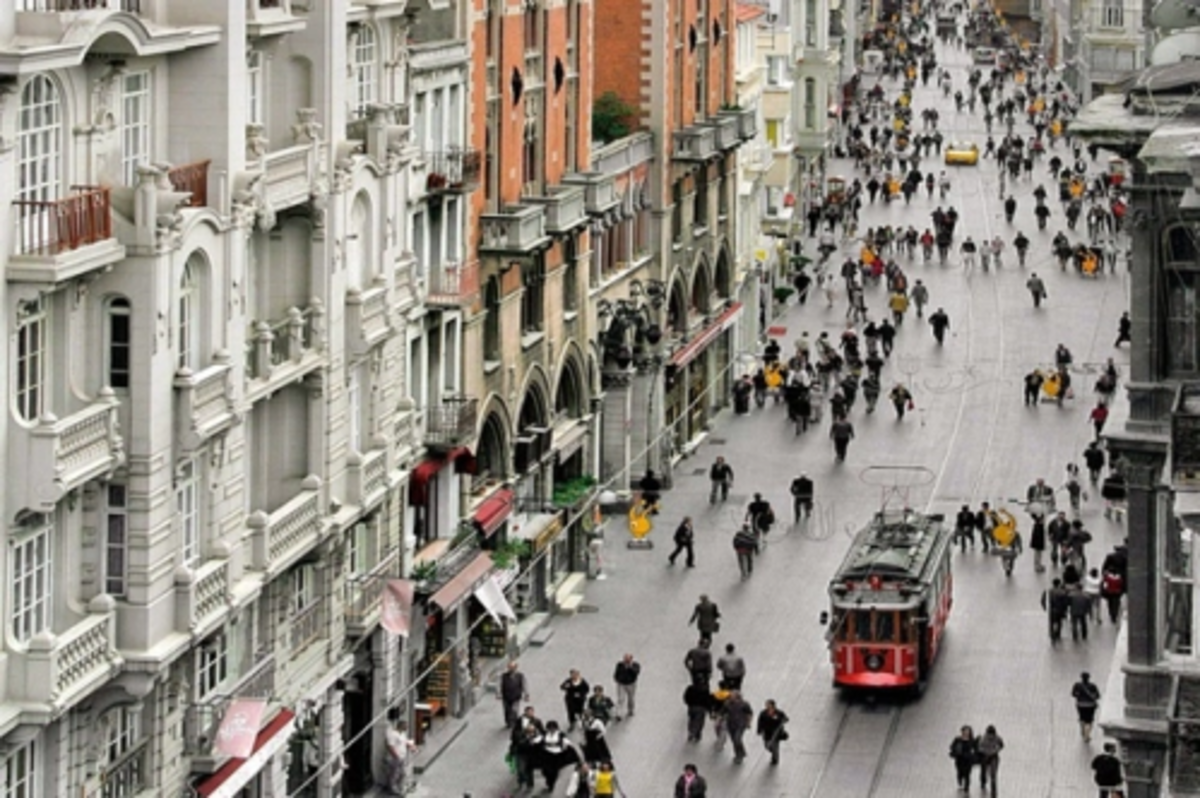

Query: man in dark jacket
<box><xmin>683</xmin><ymin>684</ymin><xmax>712</xmax><ymax>741</ymax></box>
<box><xmin>689</xmin><ymin>595</ymin><xmax>721</xmax><ymax>643</ymax></box>
<box><xmin>612</xmin><ymin>654</ymin><xmax>641</xmax><ymax>720</ymax></box>
<box><xmin>1091</xmin><ymin>742</ymin><xmax>1124</xmax><ymax>795</ymax></box>
<box><xmin>929</xmin><ymin>308</ymin><xmax>951</xmax><ymax>345</ymax></box>
<box><xmin>1041</xmin><ymin>579</ymin><xmax>1070</xmax><ymax>643</ymax></box>
<box><xmin>668</xmin><ymin>517</ymin><xmax>695</xmax><ymax>567</ymax></box>
<box><xmin>684</xmin><ymin>639</ymin><xmax>713</xmax><ymax>687</ymax></box>
<box><xmin>723</xmin><ymin>691</ymin><xmax>754</xmax><ymax>763</ymax></box>
<box><xmin>500</xmin><ymin>660</ymin><xmax>530</xmax><ymax>728</ymax></box>
<box><xmin>790</xmin><ymin>473</ymin><xmax>814</xmax><ymax>524</ymax></box>
<box><xmin>955</xmin><ymin>504</ymin><xmax>976</xmax><ymax>551</ymax></box>
<box><xmin>756</xmin><ymin>700</ymin><xmax>790</xmax><ymax>765</ymax></box>
<box><xmin>1048</xmin><ymin>511</ymin><xmax>1072</xmax><ymax>568</ymax></box>
<box><xmin>733</xmin><ymin>525</ymin><xmax>760</xmax><ymax>578</ymax></box>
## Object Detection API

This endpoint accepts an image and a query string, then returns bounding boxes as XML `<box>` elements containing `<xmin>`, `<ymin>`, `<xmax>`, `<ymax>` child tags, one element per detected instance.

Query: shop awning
<box><xmin>408</xmin><ymin>447</ymin><xmax>473</xmax><ymax>506</ymax></box>
<box><xmin>669</xmin><ymin>302</ymin><xmax>744</xmax><ymax>368</ymax></box>
<box><xmin>473</xmin><ymin>488</ymin><xmax>515</xmax><ymax>537</ymax></box>
<box><xmin>429</xmin><ymin>552</ymin><xmax>495</xmax><ymax>614</ymax></box>
<box><xmin>195</xmin><ymin>709</ymin><xmax>297</xmax><ymax>798</ymax></box>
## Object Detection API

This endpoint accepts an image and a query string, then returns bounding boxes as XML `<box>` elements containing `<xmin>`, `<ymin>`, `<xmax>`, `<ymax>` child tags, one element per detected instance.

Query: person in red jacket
<box><xmin>1089</xmin><ymin>402</ymin><xmax>1110</xmax><ymax>440</ymax></box>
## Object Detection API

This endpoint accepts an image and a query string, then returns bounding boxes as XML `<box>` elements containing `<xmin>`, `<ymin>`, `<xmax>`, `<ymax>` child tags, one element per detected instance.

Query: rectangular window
<box><xmin>106</xmin><ymin>484</ymin><xmax>128</xmax><ymax>597</ymax></box>
<box><xmin>351</xmin><ymin>26</ymin><xmax>378</xmax><ymax>119</ymax></box>
<box><xmin>247</xmin><ymin>51</ymin><xmax>264</xmax><ymax>128</ymax></box>
<box><xmin>293</xmin><ymin>562</ymin><xmax>316</xmax><ymax>611</ymax></box>
<box><xmin>765</xmin><ymin>119</ymin><xmax>780</xmax><ymax>148</ymax></box>
<box><xmin>695</xmin><ymin>44</ymin><xmax>707</xmax><ymax>117</ymax></box>
<box><xmin>805</xmin><ymin>0</ymin><xmax>818</xmax><ymax>45</ymax></box>
<box><xmin>3</xmin><ymin>741</ymin><xmax>36</xmax><ymax>798</ymax></box>
<box><xmin>804</xmin><ymin>78</ymin><xmax>817</xmax><ymax>130</ymax></box>
<box><xmin>121</xmin><ymin>72</ymin><xmax>151</xmax><ymax>186</ymax></box>
<box><xmin>108</xmin><ymin>298</ymin><xmax>131</xmax><ymax>390</ymax></box>
<box><xmin>11</xmin><ymin>524</ymin><xmax>51</xmax><ymax>644</ymax></box>
<box><xmin>16</xmin><ymin>297</ymin><xmax>46</xmax><ymax>422</ymax></box>
<box><xmin>176</xmin><ymin>459</ymin><xmax>201</xmax><ymax>567</ymax></box>
<box><xmin>195</xmin><ymin>633</ymin><xmax>227</xmax><ymax>700</ymax></box>
<box><xmin>347</xmin><ymin>366</ymin><xmax>363</xmax><ymax>454</ymax></box>
<box><xmin>1101</xmin><ymin>0</ymin><xmax>1123</xmax><ymax>27</ymax></box>
<box><xmin>767</xmin><ymin>56</ymin><xmax>789</xmax><ymax>86</ymax></box>
<box><xmin>106</xmin><ymin>707</ymin><xmax>140</xmax><ymax>763</ymax></box>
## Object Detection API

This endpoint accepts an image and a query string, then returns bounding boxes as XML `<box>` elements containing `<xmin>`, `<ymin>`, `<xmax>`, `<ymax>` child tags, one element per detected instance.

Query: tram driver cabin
<box><xmin>822</xmin><ymin>509</ymin><xmax>954</xmax><ymax>691</ymax></box>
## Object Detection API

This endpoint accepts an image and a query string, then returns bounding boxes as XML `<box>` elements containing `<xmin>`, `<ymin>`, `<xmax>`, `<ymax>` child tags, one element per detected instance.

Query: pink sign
<box><xmin>381</xmin><ymin>579</ymin><xmax>415</xmax><ymax>637</ymax></box>
<box><xmin>213</xmin><ymin>698</ymin><xmax>267</xmax><ymax>759</ymax></box>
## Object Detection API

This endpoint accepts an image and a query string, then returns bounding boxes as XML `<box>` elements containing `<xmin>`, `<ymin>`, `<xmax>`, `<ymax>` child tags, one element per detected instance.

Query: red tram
<box><xmin>822</xmin><ymin>508</ymin><xmax>953</xmax><ymax>690</ymax></box>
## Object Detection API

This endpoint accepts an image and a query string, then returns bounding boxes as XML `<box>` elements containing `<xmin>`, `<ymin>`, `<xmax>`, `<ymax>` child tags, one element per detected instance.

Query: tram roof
<box><xmin>833</xmin><ymin>509</ymin><xmax>948</xmax><ymax>585</ymax></box>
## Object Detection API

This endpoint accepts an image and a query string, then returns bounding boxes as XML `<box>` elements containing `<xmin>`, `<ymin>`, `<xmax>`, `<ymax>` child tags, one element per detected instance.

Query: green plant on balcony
<box><xmin>490</xmin><ymin>539</ymin><xmax>531</xmax><ymax>570</ymax></box>
<box><xmin>410</xmin><ymin>560</ymin><xmax>439</xmax><ymax>584</ymax></box>
<box><xmin>553</xmin><ymin>475</ymin><xmax>597</xmax><ymax>508</ymax></box>
<box><xmin>720</xmin><ymin>102</ymin><xmax>743</xmax><ymax>111</ymax></box>
<box><xmin>593</xmin><ymin>92</ymin><xmax>636</xmax><ymax>145</ymax></box>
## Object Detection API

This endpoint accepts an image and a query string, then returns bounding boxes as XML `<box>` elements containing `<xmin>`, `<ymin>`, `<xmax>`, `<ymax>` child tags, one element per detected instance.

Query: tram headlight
<box><xmin>865</xmin><ymin>652</ymin><xmax>884</xmax><ymax>672</ymax></box>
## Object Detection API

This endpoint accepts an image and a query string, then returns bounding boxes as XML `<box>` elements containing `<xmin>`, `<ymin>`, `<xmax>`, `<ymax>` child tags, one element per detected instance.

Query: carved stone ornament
<box><xmin>246</xmin><ymin>123</ymin><xmax>269</xmax><ymax>162</ymax></box>
<box><xmin>292</xmin><ymin>108</ymin><xmax>323</xmax><ymax>146</ymax></box>
<box><xmin>0</xmin><ymin>78</ymin><xmax>16</xmax><ymax>153</ymax></box>
<box><xmin>90</xmin><ymin>65</ymin><xmax>124</xmax><ymax>132</ymax></box>
<box><xmin>1113</xmin><ymin>450</ymin><xmax>1167</xmax><ymax>489</ymax></box>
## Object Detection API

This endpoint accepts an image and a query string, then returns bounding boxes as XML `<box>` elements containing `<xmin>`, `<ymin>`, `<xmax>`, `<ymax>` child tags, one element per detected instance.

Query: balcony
<box><xmin>175</xmin><ymin>356</ymin><xmax>235</xmax><ymax>452</ymax></box>
<box><xmin>673</xmin><ymin>125</ymin><xmax>718</xmax><ymax>162</ymax></box>
<box><xmin>10</xmin><ymin>604</ymin><xmax>121</xmax><ymax>711</ymax></box>
<box><xmin>184</xmin><ymin>653</ymin><xmax>276</xmax><ymax>763</ymax></box>
<box><xmin>562</xmin><ymin>171</ymin><xmax>619</xmax><ymax>216</ymax></box>
<box><xmin>525</xmin><ymin>185</ymin><xmax>588</xmax><ymax>236</ymax></box>
<box><xmin>251</xmin><ymin>141</ymin><xmax>320</xmax><ymax>212</ymax></box>
<box><xmin>346</xmin><ymin>278</ymin><xmax>393</xmax><ymax>357</ymax></box>
<box><xmin>425</xmin><ymin>149</ymin><xmax>481</xmax><ymax>194</ymax></box>
<box><xmin>426</xmin><ymin>260</ymin><xmax>479</xmax><ymax>307</ymax></box>
<box><xmin>345</xmin><ymin>549</ymin><xmax>400</xmax><ymax>638</ymax></box>
<box><xmin>591</xmin><ymin>130</ymin><xmax>654</xmax><ymax>176</ymax></box>
<box><xmin>174</xmin><ymin>558</ymin><xmax>231</xmax><ymax>636</ymax></box>
<box><xmin>425</xmin><ymin>395</ymin><xmax>478</xmax><ymax>450</ymax></box>
<box><xmin>247</xmin><ymin>477</ymin><xmax>324</xmax><ymax>577</ymax></box>
<box><xmin>99</xmin><ymin>739</ymin><xmax>148</xmax><ymax>797</ymax></box>
<box><xmin>244</xmin><ymin>302</ymin><xmax>325</xmax><ymax>396</ymax></box>
<box><xmin>9</xmin><ymin>390</ymin><xmax>124</xmax><ymax>513</ymax></box>
<box><xmin>9</xmin><ymin>187</ymin><xmax>125</xmax><ymax>285</ymax></box>
<box><xmin>704</xmin><ymin>114</ymin><xmax>742</xmax><ymax>151</ymax></box>
<box><xmin>478</xmin><ymin>204</ymin><xmax>550</xmax><ymax>255</ymax></box>
<box><xmin>348</xmin><ymin>446</ymin><xmax>389</xmax><ymax>509</ymax></box>
<box><xmin>289</xmin><ymin>600</ymin><xmax>322</xmax><ymax>654</ymax></box>
<box><xmin>167</xmin><ymin>160</ymin><xmax>211</xmax><ymax>208</ymax></box>
<box><xmin>17</xmin><ymin>0</ymin><xmax>141</xmax><ymax>9</ymax></box>
<box><xmin>246</xmin><ymin>0</ymin><xmax>307</xmax><ymax>37</ymax></box>
<box><xmin>725</xmin><ymin>105</ymin><xmax>758</xmax><ymax>140</ymax></box>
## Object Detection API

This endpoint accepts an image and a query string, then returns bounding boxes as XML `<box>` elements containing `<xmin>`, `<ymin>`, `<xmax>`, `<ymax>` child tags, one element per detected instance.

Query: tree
<box><xmin>593</xmin><ymin>91</ymin><xmax>636</xmax><ymax>144</ymax></box>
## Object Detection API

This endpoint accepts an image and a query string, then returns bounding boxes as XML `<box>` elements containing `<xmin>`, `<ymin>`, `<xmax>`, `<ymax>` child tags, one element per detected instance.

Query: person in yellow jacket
<box><xmin>592</xmin><ymin>761</ymin><xmax>627</xmax><ymax>797</ymax></box>
<box><xmin>888</xmin><ymin>291</ymin><xmax>909</xmax><ymax>325</ymax></box>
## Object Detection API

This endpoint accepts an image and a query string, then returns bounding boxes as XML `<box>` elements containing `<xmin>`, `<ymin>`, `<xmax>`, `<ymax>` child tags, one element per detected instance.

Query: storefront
<box><xmin>664</xmin><ymin>302</ymin><xmax>744</xmax><ymax>447</ymax></box>
<box><xmin>508</xmin><ymin>511</ymin><xmax>564</xmax><ymax>617</ymax></box>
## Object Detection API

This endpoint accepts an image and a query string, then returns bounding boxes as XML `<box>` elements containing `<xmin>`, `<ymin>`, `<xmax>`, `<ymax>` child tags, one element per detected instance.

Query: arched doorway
<box><xmin>714</xmin><ymin>248</ymin><xmax>732</xmax><ymax>300</ymax></box>
<box><xmin>691</xmin><ymin>260</ymin><xmax>713</xmax><ymax>314</ymax></box>
<box><xmin>475</xmin><ymin>410</ymin><xmax>509</xmax><ymax>487</ymax></box>
<box><xmin>514</xmin><ymin>382</ymin><xmax>550</xmax><ymax>476</ymax></box>
<box><xmin>666</xmin><ymin>276</ymin><xmax>688</xmax><ymax>337</ymax></box>
<box><xmin>554</xmin><ymin>355</ymin><xmax>588</xmax><ymax>480</ymax></box>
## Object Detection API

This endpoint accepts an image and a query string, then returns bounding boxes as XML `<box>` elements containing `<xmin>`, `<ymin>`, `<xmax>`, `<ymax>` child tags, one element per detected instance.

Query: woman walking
<box><xmin>949</xmin><ymin>725</ymin><xmax>978</xmax><ymax>792</ymax></box>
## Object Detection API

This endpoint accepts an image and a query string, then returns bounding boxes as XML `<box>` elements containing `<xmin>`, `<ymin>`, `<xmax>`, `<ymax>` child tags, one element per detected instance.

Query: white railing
<box><xmin>244</xmin><ymin>302</ymin><xmax>325</xmax><ymax>381</ymax></box>
<box><xmin>174</xmin><ymin>357</ymin><xmax>233</xmax><ymax>447</ymax></box>
<box><xmin>345</xmin><ymin>549</ymin><xmax>400</xmax><ymax>631</ymax></box>
<box><xmin>289</xmin><ymin>601</ymin><xmax>322</xmax><ymax>653</ymax></box>
<box><xmin>20</xmin><ymin>390</ymin><xmax>123</xmax><ymax>510</ymax></box>
<box><xmin>247</xmin><ymin>480</ymin><xmax>323</xmax><ymax>573</ymax></box>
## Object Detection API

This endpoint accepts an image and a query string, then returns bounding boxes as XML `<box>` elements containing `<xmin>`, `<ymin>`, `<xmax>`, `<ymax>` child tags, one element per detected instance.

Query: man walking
<box><xmin>911</xmin><ymin>279</ymin><xmax>930</xmax><ymax>318</ymax></box>
<box><xmin>733</xmin><ymin>525</ymin><xmax>759</xmax><ymax>578</ymax></box>
<box><xmin>684</xmin><ymin>639</ymin><xmax>714</xmax><ymax>687</ymax></box>
<box><xmin>929</xmin><ymin>307</ymin><xmax>951</xmax><ymax>345</ymax></box>
<box><xmin>756</xmin><ymin>700</ymin><xmax>790</xmax><ymax>766</ymax></box>
<box><xmin>723</xmin><ymin>691</ymin><xmax>754</xmax><ymax>764</ymax></box>
<box><xmin>560</xmin><ymin>669</ymin><xmax>590</xmax><ymax>730</ymax></box>
<box><xmin>1070</xmin><ymin>583</ymin><xmax>1093</xmax><ymax>642</ymax></box>
<box><xmin>383</xmin><ymin>719</ymin><xmax>418</xmax><ymax>796</ymax></box>
<box><xmin>717</xmin><ymin>643</ymin><xmax>747</xmax><ymax>691</ymax></box>
<box><xmin>668</xmin><ymin>517</ymin><xmax>696</xmax><ymax>567</ymax></box>
<box><xmin>1026</xmin><ymin>272</ymin><xmax>1048</xmax><ymax>307</ymax></box>
<box><xmin>1072</xmin><ymin>672</ymin><xmax>1102</xmax><ymax>742</ymax></box>
<box><xmin>1092</xmin><ymin>742</ymin><xmax>1124</xmax><ymax>797</ymax></box>
<box><xmin>500</xmin><ymin>660</ymin><xmax>530</xmax><ymax>729</ymax></box>
<box><xmin>1042</xmin><ymin>578</ymin><xmax>1070</xmax><ymax>643</ymax></box>
<box><xmin>790</xmin><ymin>472</ymin><xmax>814</xmax><ymax>525</ymax></box>
<box><xmin>1114</xmin><ymin>311</ymin><xmax>1131</xmax><ymax>347</ymax></box>
<box><xmin>830</xmin><ymin>416</ymin><xmax>855</xmax><ymax>462</ymax></box>
<box><xmin>612</xmin><ymin>653</ymin><xmax>640</xmax><ymax>720</ymax></box>
<box><xmin>689</xmin><ymin>595</ymin><xmax>721</xmax><ymax>644</ymax></box>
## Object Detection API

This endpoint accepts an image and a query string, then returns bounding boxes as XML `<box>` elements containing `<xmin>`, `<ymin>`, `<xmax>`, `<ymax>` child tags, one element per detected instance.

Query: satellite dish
<box><xmin>1152</xmin><ymin>30</ymin><xmax>1200</xmax><ymax>64</ymax></box>
<box><xmin>1151</xmin><ymin>0</ymin><xmax>1200</xmax><ymax>31</ymax></box>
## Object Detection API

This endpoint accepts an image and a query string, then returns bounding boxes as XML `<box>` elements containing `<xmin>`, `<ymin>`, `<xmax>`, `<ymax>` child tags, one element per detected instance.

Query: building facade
<box><xmin>0</xmin><ymin>0</ymin><xmax>463</xmax><ymax>794</ymax></box>
<box><xmin>1067</xmin><ymin>0</ymin><xmax>1145</xmax><ymax>102</ymax></box>
<box><xmin>1071</xmin><ymin>60</ymin><xmax>1200</xmax><ymax>798</ymax></box>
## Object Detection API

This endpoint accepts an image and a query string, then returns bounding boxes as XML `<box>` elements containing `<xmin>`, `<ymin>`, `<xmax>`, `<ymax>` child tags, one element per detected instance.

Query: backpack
<box><xmin>1102</xmin><ymin>571</ymin><xmax>1124</xmax><ymax>596</ymax></box>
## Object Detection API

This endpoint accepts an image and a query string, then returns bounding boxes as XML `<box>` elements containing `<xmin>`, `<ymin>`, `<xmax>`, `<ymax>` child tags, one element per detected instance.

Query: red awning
<box><xmin>429</xmin><ymin>552</ymin><xmax>495</xmax><ymax>614</ymax></box>
<box><xmin>408</xmin><ymin>447</ymin><xmax>473</xmax><ymax>506</ymax></box>
<box><xmin>473</xmin><ymin>488</ymin><xmax>516</xmax><ymax>537</ymax></box>
<box><xmin>669</xmin><ymin>302</ymin><xmax>744</xmax><ymax>368</ymax></box>
<box><xmin>194</xmin><ymin>709</ymin><xmax>297</xmax><ymax>798</ymax></box>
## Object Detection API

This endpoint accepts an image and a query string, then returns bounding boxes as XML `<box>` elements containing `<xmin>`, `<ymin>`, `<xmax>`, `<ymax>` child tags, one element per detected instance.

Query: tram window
<box><xmin>875</xmin><ymin>610</ymin><xmax>896</xmax><ymax>642</ymax></box>
<box><xmin>850</xmin><ymin>610</ymin><xmax>871</xmax><ymax>642</ymax></box>
<box><xmin>898</xmin><ymin>611</ymin><xmax>911</xmax><ymax>643</ymax></box>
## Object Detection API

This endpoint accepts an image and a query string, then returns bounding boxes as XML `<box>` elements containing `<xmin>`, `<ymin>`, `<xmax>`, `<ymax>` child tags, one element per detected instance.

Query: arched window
<box><xmin>350</xmin><ymin>25</ymin><xmax>378</xmax><ymax>119</ymax></box>
<box><xmin>484</xmin><ymin>276</ymin><xmax>501</xmax><ymax>360</ymax></box>
<box><xmin>178</xmin><ymin>258</ymin><xmax>201</xmax><ymax>371</ymax></box>
<box><xmin>1164</xmin><ymin>224</ymin><xmax>1200</xmax><ymax>374</ymax></box>
<box><xmin>17</xmin><ymin>75</ymin><xmax>62</xmax><ymax>255</ymax></box>
<box><xmin>107</xmin><ymin>297</ymin><xmax>132</xmax><ymax>390</ymax></box>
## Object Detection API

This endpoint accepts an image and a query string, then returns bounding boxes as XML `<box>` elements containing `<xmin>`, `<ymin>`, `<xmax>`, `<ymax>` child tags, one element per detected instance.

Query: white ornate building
<box><xmin>0</xmin><ymin>0</ymin><xmax>471</xmax><ymax>795</ymax></box>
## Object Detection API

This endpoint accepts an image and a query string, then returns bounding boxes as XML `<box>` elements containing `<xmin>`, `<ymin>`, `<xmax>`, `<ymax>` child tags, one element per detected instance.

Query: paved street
<box><xmin>414</xmin><ymin>33</ymin><xmax>1131</xmax><ymax>798</ymax></box>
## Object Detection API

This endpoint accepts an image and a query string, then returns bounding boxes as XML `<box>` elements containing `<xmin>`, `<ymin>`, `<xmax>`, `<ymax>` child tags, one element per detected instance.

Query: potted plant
<box><xmin>410</xmin><ymin>560</ymin><xmax>439</xmax><ymax>588</ymax></box>
<box><xmin>553</xmin><ymin>475</ymin><xmax>597</xmax><ymax>509</ymax></box>
<box><xmin>490</xmin><ymin>540</ymin><xmax>530</xmax><ymax>570</ymax></box>
<box><xmin>773</xmin><ymin>286</ymin><xmax>795</xmax><ymax>305</ymax></box>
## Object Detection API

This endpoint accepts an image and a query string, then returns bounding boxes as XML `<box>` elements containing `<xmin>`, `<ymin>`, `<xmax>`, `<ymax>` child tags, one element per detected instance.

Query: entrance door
<box><xmin>342</xmin><ymin>670</ymin><xmax>375</xmax><ymax>793</ymax></box>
